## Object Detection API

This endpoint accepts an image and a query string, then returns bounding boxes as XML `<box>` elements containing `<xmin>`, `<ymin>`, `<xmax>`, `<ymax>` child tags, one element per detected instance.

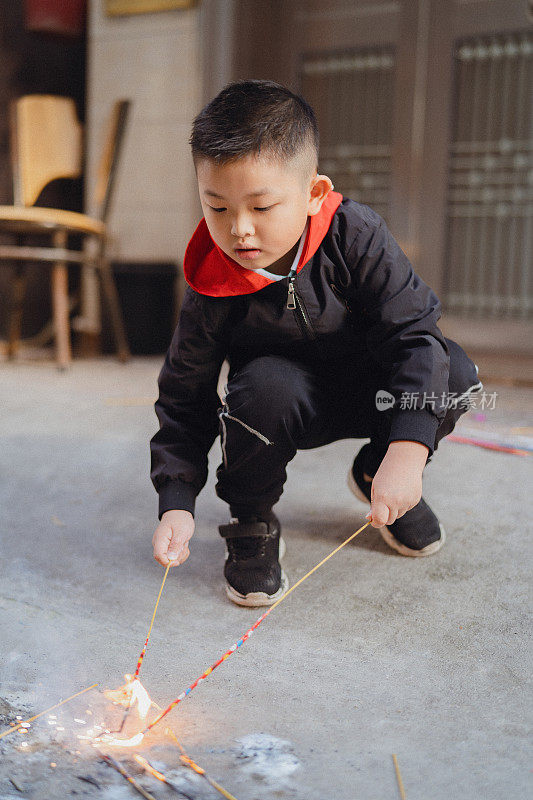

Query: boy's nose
<box><xmin>231</xmin><ymin>214</ymin><xmax>255</xmax><ymax>238</ymax></box>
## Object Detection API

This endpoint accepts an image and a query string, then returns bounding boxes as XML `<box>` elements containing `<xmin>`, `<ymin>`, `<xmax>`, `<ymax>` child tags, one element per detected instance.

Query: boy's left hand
<box><xmin>366</xmin><ymin>441</ymin><xmax>429</xmax><ymax>528</ymax></box>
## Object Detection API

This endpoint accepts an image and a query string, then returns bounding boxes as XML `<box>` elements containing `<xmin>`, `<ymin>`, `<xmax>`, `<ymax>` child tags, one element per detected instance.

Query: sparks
<box><xmin>0</xmin><ymin>684</ymin><xmax>98</xmax><ymax>742</ymax></box>
<box><xmin>97</xmin><ymin>731</ymin><xmax>145</xmax><ymax>748</ymax></box>
<box><xmin>104</xmin><ymin>674</ymin><xmax>151</xmax><ymax>721</ymax></box>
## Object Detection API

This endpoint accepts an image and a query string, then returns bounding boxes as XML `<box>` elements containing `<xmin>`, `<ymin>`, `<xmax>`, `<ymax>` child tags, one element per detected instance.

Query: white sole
<box><xmin>225</xmin><ymin>569</ymin><xmax>289</xmax><ymax>607</ymax></box>
<box><xmin>347</xmin><ymin>468</ymin><xmax>446</xmax><ymax>557</ymax></box>
<box><xmin>224</xmin><ymin>536</ymin><xmax>288</xmax><ymax>607</ymax></box>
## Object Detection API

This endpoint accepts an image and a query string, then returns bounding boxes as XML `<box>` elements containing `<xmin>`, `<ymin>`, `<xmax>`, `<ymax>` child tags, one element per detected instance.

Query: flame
<box><xmin>134</xmin><ymin>754</ymin><xmax>166</xmax><ymax>781</ymax></box>
<box><xmin>97</xmin><ymin>731</ymin><xmax>145</xmax><ymax>748</ymax></box>
<box><xmin>104</xmin><ymin>674</ymin><xmax>152</xmax><ymax>720</ymax></box>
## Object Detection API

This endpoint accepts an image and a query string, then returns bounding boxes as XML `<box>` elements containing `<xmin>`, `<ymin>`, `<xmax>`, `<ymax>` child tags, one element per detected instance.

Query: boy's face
<box><xmin>196</xmin><ymin>153</ymin><xmax>333</xmax><ymax>275</ymax></box>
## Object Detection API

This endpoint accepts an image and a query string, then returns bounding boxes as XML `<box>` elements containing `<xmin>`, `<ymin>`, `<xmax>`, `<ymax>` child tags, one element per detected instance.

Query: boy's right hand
<box><xmin>152</xmin><ymin>510</ymin><xmax>195</xmax><ymax>567</ymax></box>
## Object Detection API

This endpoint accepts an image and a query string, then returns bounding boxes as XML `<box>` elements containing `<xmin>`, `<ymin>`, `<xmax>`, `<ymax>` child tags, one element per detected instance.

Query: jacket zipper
<box><xmin>287</xmin><ymin>268</ymin><xmax>316</xmax><ymax>340</ymax></box>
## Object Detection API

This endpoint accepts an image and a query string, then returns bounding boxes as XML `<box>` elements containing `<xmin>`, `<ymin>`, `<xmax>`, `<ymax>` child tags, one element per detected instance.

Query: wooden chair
<box><xmin>0</xmin><ymin>94</ymin><xmax>131</xmax><ymax>369</ymax></box>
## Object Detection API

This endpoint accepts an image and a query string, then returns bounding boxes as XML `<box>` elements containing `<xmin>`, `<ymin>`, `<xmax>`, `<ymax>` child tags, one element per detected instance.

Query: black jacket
<box><xmin>151</xmin><ymin>193</ymin><xmax>454</xmax><ymax>518</ymax></box>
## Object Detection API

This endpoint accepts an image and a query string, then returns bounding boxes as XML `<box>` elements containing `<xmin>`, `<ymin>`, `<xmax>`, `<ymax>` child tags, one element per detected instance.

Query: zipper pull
<box><xmin>287</xmin><ymin>269</ymin><xmax>297</xmax><ymax>309</ymax></box>
<box><xmin>287</xmin><ymin>281</ymin><xmax>296</xmax><ymax>309</ymax></box>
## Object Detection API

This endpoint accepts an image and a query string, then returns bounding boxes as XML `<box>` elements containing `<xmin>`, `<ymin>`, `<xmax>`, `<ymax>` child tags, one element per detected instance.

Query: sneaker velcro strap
<box><xmin>219</xmin><ymin>520</ymin><xmax>275</xmax><ymax>539</ymax></box>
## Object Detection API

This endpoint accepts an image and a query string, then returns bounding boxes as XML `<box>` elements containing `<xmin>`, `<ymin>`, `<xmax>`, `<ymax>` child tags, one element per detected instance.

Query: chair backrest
<box><xmin>10</xmin><ymin>94</ymin><xmax>131</xmax><ymax>222</ymax></box>
<box><xmin>92</xmin><ymin>99</ymin><xmax>131</xmax><ymax>223</ymax></box>
<box><xmin>10</xmin><ymin>95</ymin><xmax>83</xmax><ymax>207</ymax></box>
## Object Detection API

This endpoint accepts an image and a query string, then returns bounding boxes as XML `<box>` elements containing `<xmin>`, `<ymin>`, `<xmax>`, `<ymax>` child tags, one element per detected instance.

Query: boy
<box><xmin>150</xmin><ymin>79</ymin><xmax>481</xmax><ymax>607</ymax></box>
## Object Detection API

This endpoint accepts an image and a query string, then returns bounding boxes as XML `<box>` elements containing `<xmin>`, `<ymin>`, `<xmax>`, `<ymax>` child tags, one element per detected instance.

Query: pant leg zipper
<box><xmin>286</xmin><ymin>269</ymin><xmax>316</xmax><ymax>340</ymax></box>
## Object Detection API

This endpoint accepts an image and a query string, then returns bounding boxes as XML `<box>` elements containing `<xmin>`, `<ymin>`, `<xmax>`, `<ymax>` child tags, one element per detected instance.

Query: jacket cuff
<box><xmin>387</xmin><ymin>408</ymin><xmax>440</xmax><ymax>455</ymax></box>
<box><xmin>158</xmin><ymin>479</ymin><xmax>197</xmax><ymax>520</ymax></box>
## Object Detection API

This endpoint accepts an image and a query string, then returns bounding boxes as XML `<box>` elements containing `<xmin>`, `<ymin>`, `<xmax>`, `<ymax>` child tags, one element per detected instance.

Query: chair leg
<box><xmin>51</xmin><ymin>230</ymin><xmax>71</xmax><ymax>370</ymax></box>
<box><xmin>98</xmin><ymin>244</ymin><xmax>130</xmax><ymax>363</ymax></box>
<box><xmin>8</xmin><ymin>262</ymin><xmax>28</xmax><ymax>359</ymax></box>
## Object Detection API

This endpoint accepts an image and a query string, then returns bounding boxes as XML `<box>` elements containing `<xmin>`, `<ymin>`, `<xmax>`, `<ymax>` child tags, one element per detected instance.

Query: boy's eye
<box><xmin>208</xmin><ymin>205</ymin><xmax>274</xmax><ymax>213</ymax></box>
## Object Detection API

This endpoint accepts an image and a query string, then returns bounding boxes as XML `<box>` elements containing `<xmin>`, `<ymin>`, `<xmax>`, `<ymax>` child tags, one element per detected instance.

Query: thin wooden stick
<box><xmin>134</xmin><ymin>561</ymin><xmax>173</xmax><ymax>679</ymax></box>
<box><xmin>142</xmin><ymin>695</ymin><xmax>239</xmax><ymax>800</ymax></box>
<box><xmin>100</xmin><ymin>753</ymin><xmax>158</xmax><ymax>800</ymax></box>
<box><xmin>392</xmin><ymin>754</ymin><xmax>406</xmax><ymax>800</ymax></box>
<box><xmin>134</xmin><ymin>755</ymin><xmax>196</xmax><ymax>800</ymax></box>
<box><xmin>118</xmin><ymin>561</ymin><xmax>173</xmax><ymax>732</ymax></box>
<box><xmin>165</xmin><ymin>726</ymin><xmax>240</xmax><ymax>800</ymax></box>
<box><xmin>0</xmin><ymin>683</ymin><xmax>98</xmax><ymax>740</ymax></box>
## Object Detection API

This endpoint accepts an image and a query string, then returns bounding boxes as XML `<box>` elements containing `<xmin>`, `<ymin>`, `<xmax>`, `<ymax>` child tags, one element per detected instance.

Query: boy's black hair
<box><xmin>189</xmin><ymin>79</ymin><xmax>319</xmax><ymax>176</ymax></box>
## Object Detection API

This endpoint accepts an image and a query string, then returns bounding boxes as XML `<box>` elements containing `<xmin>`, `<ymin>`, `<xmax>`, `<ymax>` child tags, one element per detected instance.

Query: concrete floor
<box><xmin>0</xmin><ymin>357</ymin><xmax>531</xmax><ymax>800</ymax></box>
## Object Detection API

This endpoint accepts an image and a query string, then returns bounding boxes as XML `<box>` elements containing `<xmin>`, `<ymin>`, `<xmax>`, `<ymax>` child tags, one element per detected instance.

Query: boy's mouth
<box><xmin>234</xmin><ymin>247</ymin><xmax>261</xmax><ymax>260</ymax></box>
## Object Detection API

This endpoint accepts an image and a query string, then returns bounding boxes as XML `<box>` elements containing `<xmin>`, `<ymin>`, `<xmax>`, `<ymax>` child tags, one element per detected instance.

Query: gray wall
<box><xmin>85</xmin><ymin>0</ymin><xmax>204</xmax><ymax>262</ymax></box>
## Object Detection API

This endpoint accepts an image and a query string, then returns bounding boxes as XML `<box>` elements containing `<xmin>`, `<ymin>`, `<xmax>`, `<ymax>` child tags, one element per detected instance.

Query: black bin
<box><xmin>102</xmin><ymin>261</ymin><xmax>181</xmax><ymax>355</ymax></box>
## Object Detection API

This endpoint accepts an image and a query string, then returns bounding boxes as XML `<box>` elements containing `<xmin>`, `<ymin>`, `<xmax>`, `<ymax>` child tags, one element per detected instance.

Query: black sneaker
<box><xmin>218</xmin><ymin>512</ymin><xmax>288</xmax><ymax>607</ymax></box>
<box><xmin>347</xmin><ymin>443</ymin><xmax>446</xmax><ymax>557</ymax></box>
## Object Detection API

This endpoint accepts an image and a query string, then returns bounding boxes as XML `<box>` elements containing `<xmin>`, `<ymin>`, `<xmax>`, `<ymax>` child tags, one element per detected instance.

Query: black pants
<box><xmin>215</xmin><ymin>338</ymin><xmax>480</xmax><ymax>517</ymax></box>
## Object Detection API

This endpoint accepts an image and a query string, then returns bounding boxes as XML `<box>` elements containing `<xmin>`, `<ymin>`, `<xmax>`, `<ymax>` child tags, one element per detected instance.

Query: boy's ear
<box><xmin>307</xmin><ymin>174</ymin><xmax>334</xmax><ymax>215</ymax></box>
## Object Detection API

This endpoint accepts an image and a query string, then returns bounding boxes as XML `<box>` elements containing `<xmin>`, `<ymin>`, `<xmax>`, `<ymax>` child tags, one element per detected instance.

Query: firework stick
<box><xmin>145</xmin><ymin>698</ymin><xmax>239</xmax><ymax>800</ymax></box>
<box><xmin>392</xmin><ymin>754</ymin><xmax>407</xmax><ymax>800</ymax></box>
<box><xmin>447</xmin><ymin>434</ymin><xmax>529</xmax><ymax>456</ymax></box>
<box><xmin>165</xmin><ymin>727</ymin><xmax>240</xmax><ymax>800</ymax></box>
<box><xmin>118</xmin><ymin>561</ymin><xmax>173</xmax><ymax>732</ymax></box>
<box><xmin>143</xmin><ymin>521</ymin><xmax>371</xmax><ymax>734</ymax></box>
<box><xmin>135</xmin><ymin>561</ymin><xmax>173</xmax><ymax>678</ymax></box>
<box><xmin>134</xmin><ymin>755</ymin><xmax>196</xmax><ymax>800</ymax></box>
<box><xmin>0</xmin><ymin>683</ymin><xmax>98</xmax><ymax>740</ymax></box>
<box><xmin>100</xmin><ymin>753</ymin><xmax>158</xmax><ymax>800</ymax></box>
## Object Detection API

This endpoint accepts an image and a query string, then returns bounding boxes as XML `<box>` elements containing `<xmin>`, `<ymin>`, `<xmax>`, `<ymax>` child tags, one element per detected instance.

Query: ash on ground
<box><xmin>234</xmin><ymin>733</ymin><xmax>301</xmax><ymax>788</ymax></box>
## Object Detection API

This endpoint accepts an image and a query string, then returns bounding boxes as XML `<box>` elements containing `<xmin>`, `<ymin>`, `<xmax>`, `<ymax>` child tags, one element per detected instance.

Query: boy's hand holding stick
<box><xmin>365</xmin><ymin>441</ymin><xmax>429</xmax><ymax>527</ymax></box>
<box><xmin>152</xmin><ymin>509</ymin><xmax>195</xmax><ymax>567</ymax></box>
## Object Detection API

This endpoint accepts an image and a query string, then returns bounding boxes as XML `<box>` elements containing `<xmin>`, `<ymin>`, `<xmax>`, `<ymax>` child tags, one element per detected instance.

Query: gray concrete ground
<box><xmin>0</xmin><ymin>357</ymin><xmax>531</xmax><ymax>800</ymax></box>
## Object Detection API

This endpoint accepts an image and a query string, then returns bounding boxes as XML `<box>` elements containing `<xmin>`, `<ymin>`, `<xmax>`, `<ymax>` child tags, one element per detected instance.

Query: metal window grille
<box><xmin>300</xmin><ymin>48</ymin><xmax>395</xmax><ymax>222</ymax></box>
<box><xmin>443</xmin><ymin>33</ymin><xmax>533</xmax><ymax>319</ymax></box>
